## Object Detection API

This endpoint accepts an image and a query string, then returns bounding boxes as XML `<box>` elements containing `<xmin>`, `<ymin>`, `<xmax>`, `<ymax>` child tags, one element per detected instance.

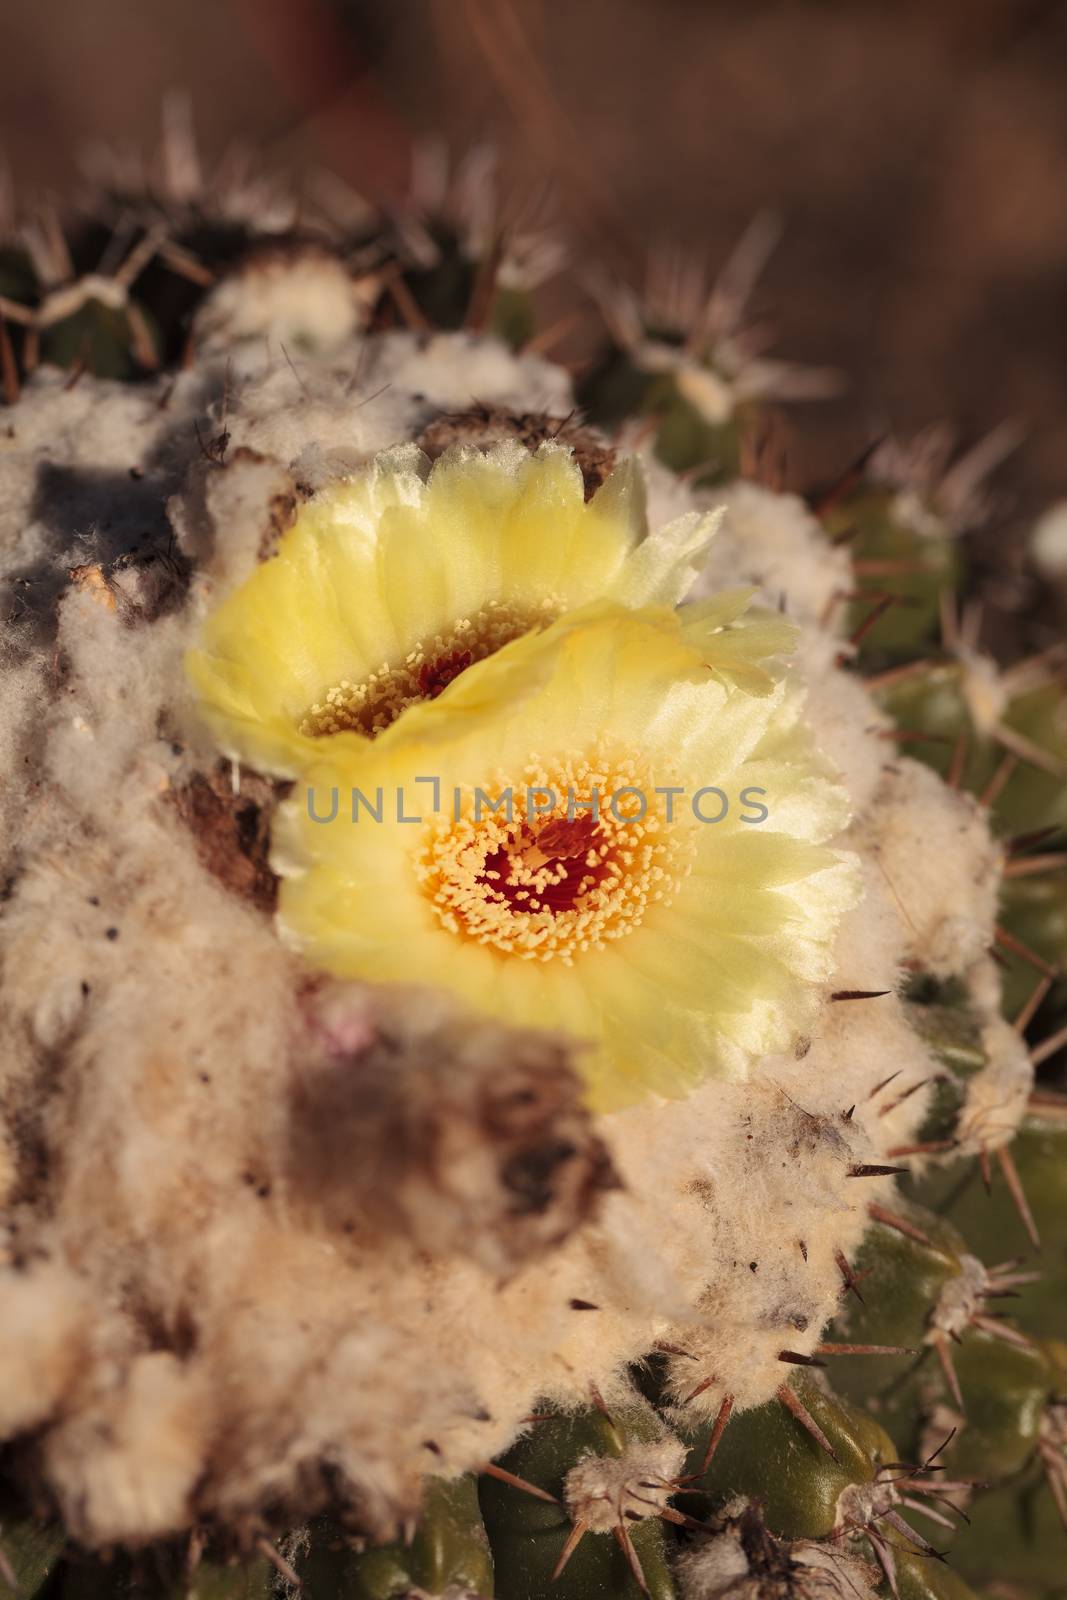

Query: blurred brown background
<box><xmin>3</xmin><ymin>0</ymin><xmax>1067</xmax><ymax>517</ymax></box>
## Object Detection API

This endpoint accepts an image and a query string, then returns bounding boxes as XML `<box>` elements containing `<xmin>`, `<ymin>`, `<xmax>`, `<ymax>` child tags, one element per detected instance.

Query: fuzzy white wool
<box><xmin>0</xmin><ymin>335</ymin><xmax>1006</xmax><ymax>1546</ymax></box>
<box><xmin>928</xmin><ymin>1254</ymin><xmax>989</xmax><ymax>1344</ymax></box>
<box><xmin>692</xmin><ymin>481</ymin><xmax>853</xmax><ymax>632</ymax></box>
<box><xmin>1032</xmin><ymin>501</ymin><xmax>1067</xmax><ymax>579</ymax></box>
<box><xmin>0</xmin><ymin>369</ymin><xmax>196</xmax><ymax>552</ymax></box>
<box><xmin>192</xmin><ymin>247</ymin><xmax>369</xmax><ymax>352</ymax></box>
<box><xmin>44</xmin><ymin>1354</ymin><xmax>209</xmax><ymax>1544</ymax></box>
<box><xmin>638</xmin><ymin>447</ymin><xmax>712</xmax><ymax>532</ymax></box>
<box><xmin>675</xmin><ymin>1520</ymin><xmax>880</xmax><ymax>1600</ymax></box>
<box><xmin>564</xmin><ymin>1438</ymin><xmax>686</xmax><ymax>1532</ymax></box>
<box><xmin>790</xmin><ymin>630</ymin><xmax>890</xmax><ymax>815</ymax></box>
<box><xmin>183</xmin><ymin>331</ymin><xmax>570</xmax><ymax>496</ymax></box>
<box><xmin>174</xmin><ymin>448</ymin><xmax>299</xmax><ymax>600</ymax></box>
<box><xmin>674</xmin><ymin>1531</ymin><xmax>751</xmax><ymax>1600</ymax></box>
<box><xmin>828</xmin><ymin>859</ymin><xmax>915</xmax><ymax>993</ymax></box>
<box><xmin>847</xmin><ymin>757</ymin><xmax>1001</xmax><ymax>979</ymax></box>
<box><xmin>956</xmin><ymin>1014</ymin><xmax>1034</xmax><ymax>1155</ymax></box>
<box><xmin>0</xmin><ymin>1265</ymin><xmax>91</xmax><ymax>1438</ymax></box>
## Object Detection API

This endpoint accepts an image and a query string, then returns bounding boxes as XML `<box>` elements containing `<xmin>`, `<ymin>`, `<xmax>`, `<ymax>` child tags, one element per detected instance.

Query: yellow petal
<box><xmin>186</xmin><ymin>443</ymin><xmax>727</xmax><ymax>775</ymax></box>
<box><xmin>275</xmin><ymin>605</ymin><xmax>858</xmax><ymax>1108</ymax></box>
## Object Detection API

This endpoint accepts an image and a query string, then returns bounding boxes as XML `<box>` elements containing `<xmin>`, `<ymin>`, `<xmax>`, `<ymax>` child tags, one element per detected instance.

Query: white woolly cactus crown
<box><xmin>0</xmin><ymin>308</ymin><xmax>1012</xmax><ymax>1560</ymax></box>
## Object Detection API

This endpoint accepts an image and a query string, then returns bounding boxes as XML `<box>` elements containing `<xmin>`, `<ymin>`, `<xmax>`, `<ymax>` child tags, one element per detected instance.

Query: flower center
<box><xmin>415</xmin><ymin>751</ymin><xmax>693</xmax><ymax>964</ymax></box>
<box><xmin>299</xmin><ymin>601</ymin><xmax>552</xmax><ymax>739</ymax></box>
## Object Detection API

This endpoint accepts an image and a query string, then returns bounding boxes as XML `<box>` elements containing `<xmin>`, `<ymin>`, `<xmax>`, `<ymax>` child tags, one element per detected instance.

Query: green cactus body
<box><xmin>877</xmin><ymin>670</ymin><xmax>1067</xmax><ymax>840</ymax></box>
<box><xmin>488</xmin><ymin>286</ymin><xmax>536</xmax><ymax>352</ymax></box>
<box><xmin>296</xmin><ymin>1478</ymin><xmax>493</xmax><ymax>1600</ymax></box>
<box><xmin>822</xmin><ymin>488</ymin><xmax>960</xmax><ymax>662</ymax></box>
<box><xmin>170</xmin><ymin>1558</ymin><xmax>274</xmax><ymax>1600</ymax></box>
<box><xmin>479</xmin><ymin>1410</ymin><xmax>676</xmax><ymax>1600</ymax></box>
<box><xmin>0</xmin><ymin>246</ymin><xmax>36</xmax><ymax>307</ymax></box>
<box><xmin>999</xmin><ymin>872</ymin><xmax>1067</xmax><ymax>1036</ymax></box>
<box><xmin>640</xmin><ymin>373</ymin><xmax>745</xmax><ymax>484</ymax></box>
<box><xmin>911</xmin><ymin>1111</ymin><xmax>1067</xmax><ymax>1338</ymax></box>
<box><xmin>580</xmin><ymin>352</ymin><xmax>745</xmax><ymax>484</ymax></box>
<box><xmin>936</xmin><ymin>1458</ymin><xmax>1067</xmax><ymax>1595</ymax></box>
<box><xmin>829</xmin><ymin>1207</ymin><xmax>966</xmax><ymax>1362</ymax></box>
<box><xmin>680</xmin><ymin>1378</ymin><xmax>893</xmax><ymax>1540</ymax></box>
<box><xmin>37</xmin><ymin>300</ymin><xmax>160</xmax><ymax>381</ymax></box>
<box><xmin>941</xmin><ymin>1334</ymin><xmax>1055</xmax><ymax>1482</ymax></box>
<box><xmin>904</xmin><ymin>997</ymin><xmax>988</xmax><ymax>1143</ymax></box>
<box><xmin>0</xmin><ymin>1513</ymin><xmax>67</xmax><ymax>1600</ymax></box>
<box><xmin>893</xmin><ymin>1552</ymin><xmax>983</xmax><ymax>1600</ymax></box>
<box><xmin>823</xmin><ymin>1187</ymin><xmax>1061</xmax><ymax>1483</ymax></box>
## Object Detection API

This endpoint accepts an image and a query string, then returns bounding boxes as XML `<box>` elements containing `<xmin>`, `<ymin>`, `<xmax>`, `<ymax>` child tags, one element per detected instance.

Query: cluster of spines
<box><xmin>0</xmin><ymin>125</ymin><xmax>561</xmax><ymax>399</ymax></box>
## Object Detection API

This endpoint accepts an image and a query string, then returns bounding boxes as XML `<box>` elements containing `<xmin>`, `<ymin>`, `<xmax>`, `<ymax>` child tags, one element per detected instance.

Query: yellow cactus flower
<box><xmin>273</xmin><ymin>604</ymin><xmax>858</xmax><ymax>1109</ymax></box>
<box><xmin>186</xmin><ymin>441</ymin><xmax>723</xmax><ymax>777</ymax></box>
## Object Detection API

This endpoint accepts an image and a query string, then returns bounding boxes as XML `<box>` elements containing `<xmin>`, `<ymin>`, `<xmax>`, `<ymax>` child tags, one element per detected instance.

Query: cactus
<box><xmin>0</xmin><ymin>115</ymin><xmax>1065</xmax><ymax>1600</ymax></box>
<box><xmin>580</xmin><ymin>223</ymin><xmax>839</xmax><ymax>485</ymax></box>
